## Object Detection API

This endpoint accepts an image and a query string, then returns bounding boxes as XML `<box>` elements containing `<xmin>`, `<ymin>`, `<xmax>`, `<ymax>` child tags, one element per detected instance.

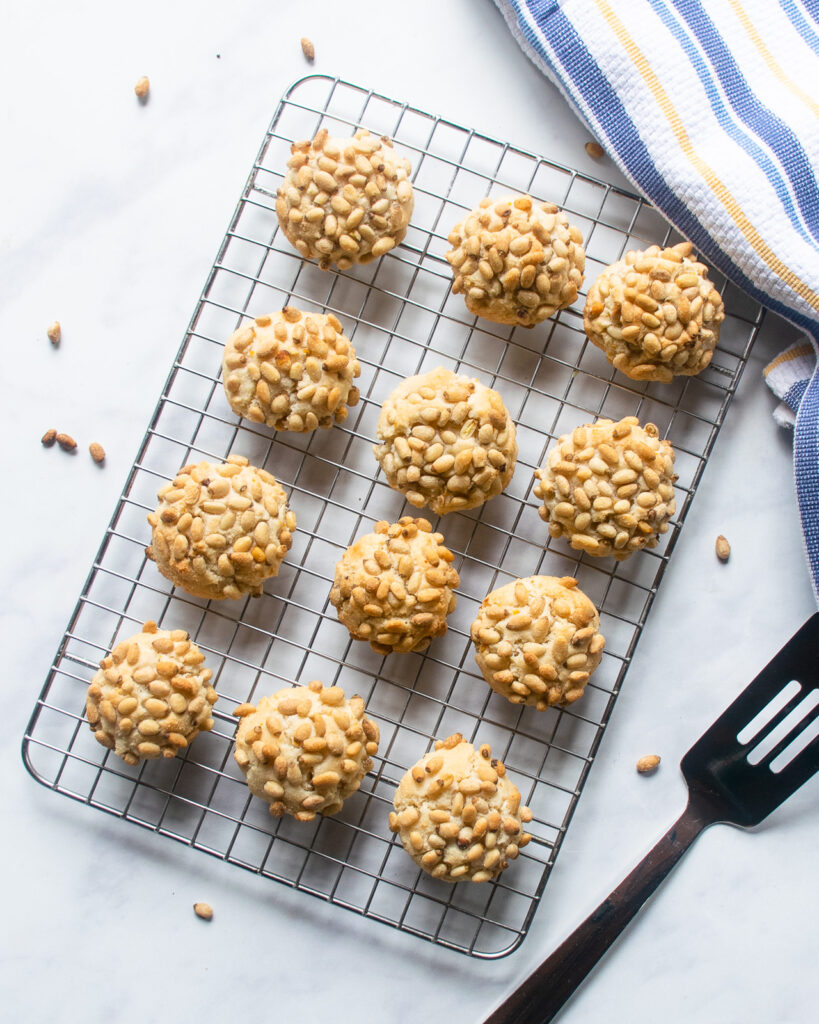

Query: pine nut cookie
<box><xmin>222</xmin><ymin>307</ymin><xmax>360</xmax><ymax>431</ymax></box>
<box><xmin>584</xmin><ymin>241</ymin><xmax>725</xmax><ymax>382</ymax></box>
<box><xmin>445</xmin><ymin>194</ymin><xmax>585</xmax><ymax>327</ymax></box>
<box><xmin>86</xmin><ymin>621</ymin><xmax>217</xmax><ymax>765</ymax></box>
<box><xmin>330</xmin><ymin>516</ymin><xmax>459</xmax><ymax>654</ymax></box>
<box><xmin>276</xmin><ymin>127</ymin><xmax>414</xmax><ymax>270</ymax></box>
<box><xmin>147</xmin><ymin>455</ymin><xmax>296</xmax><ymax>600</ymax></box>
<box><xmin>233</xmin><ymin>680</ymin><xmax>379</xmax><ymax>821</ymax></box>
<box><xmin>389</xmin><ymin>733</ymin><xmax>533</xmax><ymax>883</ymax></box>
<box><xmin>533</xmin><ymin>416</ymin><xmax>676</xmax><ymax>560</ymax></box>
<box><xmin>374</xmin><ymin>366</ymin><xmax>518</xmax><ymax>515</ymax></box>
<box><xmin>471</xmin><ymin>576</ymin><xmax>604</xmax><ymax>709</ymax></box>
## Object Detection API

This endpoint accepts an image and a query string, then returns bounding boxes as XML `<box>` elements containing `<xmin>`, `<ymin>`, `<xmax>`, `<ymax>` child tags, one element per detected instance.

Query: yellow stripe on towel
<box><xmin>763</xmin><ymin>343</ymin><xmax>816</xmax><ymax>376</ymax></box>
<box><xmin>595</xmin><ymin>0</ymin><xmax>819</xmax><ymax>313</ymax></box>
<box><xmin>728</xmin><ymin>0</ymin><xmax>819</xmax><ymax>118</ymax></box>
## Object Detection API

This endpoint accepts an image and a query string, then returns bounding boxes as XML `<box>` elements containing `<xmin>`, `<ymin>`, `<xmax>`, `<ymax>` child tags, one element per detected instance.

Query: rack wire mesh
<box><xmin>22</xmin><ymin>75</ymin><xmax>764</xmax><ymax>958</ymax></box>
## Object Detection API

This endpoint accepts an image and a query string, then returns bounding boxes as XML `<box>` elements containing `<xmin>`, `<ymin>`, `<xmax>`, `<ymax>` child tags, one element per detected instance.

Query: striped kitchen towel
<box><xmin>494</xmin><ymin>0</ymin><xmax>819</xmax><ymax>601</ymax></box>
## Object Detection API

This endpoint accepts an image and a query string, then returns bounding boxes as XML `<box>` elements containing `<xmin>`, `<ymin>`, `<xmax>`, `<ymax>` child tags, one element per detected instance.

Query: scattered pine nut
<box><xmin>89</xmin><ymin>442</ymin><xmax>106</xmax><ymax>464</ymax></box>
<box><xmin>715</xmin><ymin>535</ymin><xmax>731</xmax><ymax>562</ymax></box>
<box><xmin>636</xmin><ymin>754</ymin><xmax>661</xmax><ymax>774</ymax></box>
<box><xmin>41</xmin><ymin>429</ymin><xmax>57</xmax><ymax>447</ymax></box>
<box><xmin>47</xmin><ymin>321</ymin><xmax>61</xmax><ymax>345</ymax></box>
<box><xmin>56</xmin><ymin>432</ymin><xmax>77</xmax><ymax>452</ymax></box>
<box><xmin>193</xmin><ymin>901</ymin><xmax>213</xmax><ymax>921</ymax></box>
<box><xmin>585</xmin><ymin>141</ymin><xmax>604</xmax><ymax>160</ymax></box>
<box><xmin>300</xmin><ymin>37</ymin><xmax>315</xmax><ymax>62</ymax></box>
<box><xmin>134</xmin><ymin>76</ymin><xmax>150</xmax><ymax>100</ymax></box>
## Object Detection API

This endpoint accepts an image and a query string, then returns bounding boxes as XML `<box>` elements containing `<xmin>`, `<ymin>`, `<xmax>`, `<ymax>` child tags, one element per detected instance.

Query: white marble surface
<box><xmin>2</xmin><ymin>2</ymin><xmax>817</xmax><ymax>1022</ymax></box>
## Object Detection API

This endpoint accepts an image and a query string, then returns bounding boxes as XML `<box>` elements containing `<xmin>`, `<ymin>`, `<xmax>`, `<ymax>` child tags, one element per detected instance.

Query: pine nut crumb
<box><xmin>41</xmin><ymin>429</ymin><xmax>57</xmax><ymax>447</ymax></box>
<box><xmin>585</xmin><ymin>141</ymin><xmax>604</xmax><ymax>160</ymax></box>
<box><xmin>715</xmin><ymin>535</ymin><xmax>730</xmax><ymax>561</ymax></box>
<box><xmin>193</xmin><ymin>901</ymin><xmax>213</xmax><ymax>921</ymax></box>
<box><xmin>135</xmin><ymin>76</ymin><xmax>150</xmax><ymax>100</ymax></box>
<box><xmin>47</xmin><ymin>321</ymin><xmax>61</xmax><ymax>345</ymax></box>
<box><xmin>89</xmin><ymin>442</ymin><xmax>106</xmax><ymax>463</ymax></box>
<box><xmin>300</xmin><ymin>37</ymin><xmax>315</xmax><ymax>61</ymax></box>
<box><xmin>56</xmin><ymin>432</ymin><xmax>77</xmax><ymax>452</ymax></box>
<box><xmin>636</xmin><ymin>754</ymin><xmax>661</xmax><ymax>774</ymax></box>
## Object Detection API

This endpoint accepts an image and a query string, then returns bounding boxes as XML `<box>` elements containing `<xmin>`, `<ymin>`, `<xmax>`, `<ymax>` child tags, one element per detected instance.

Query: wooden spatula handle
<box><xmin>484</xmin><ymin>803</ymin><xmax>710</xmax><ymax>1024</ymax></box>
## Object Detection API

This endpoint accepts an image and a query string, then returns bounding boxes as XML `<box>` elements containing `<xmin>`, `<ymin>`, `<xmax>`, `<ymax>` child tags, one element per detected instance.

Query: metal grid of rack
<box><xmin>22</xmin><ymin>75</ymin><xmax>763</xmax><ymax>958</ymax></box>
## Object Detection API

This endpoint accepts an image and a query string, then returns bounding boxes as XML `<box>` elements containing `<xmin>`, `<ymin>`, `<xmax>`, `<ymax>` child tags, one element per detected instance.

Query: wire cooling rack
<box><xmin>23</xmin><ymin>75</ymin><xmax>764</xmax><ymax>958</ymax></box>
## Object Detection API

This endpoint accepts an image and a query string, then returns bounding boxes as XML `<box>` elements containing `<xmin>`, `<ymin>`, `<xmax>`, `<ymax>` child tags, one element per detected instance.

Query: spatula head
<box><xmin>681</xmin><ymin>614</ymin><xmax>819</xmax><ymax>827</ymax></box>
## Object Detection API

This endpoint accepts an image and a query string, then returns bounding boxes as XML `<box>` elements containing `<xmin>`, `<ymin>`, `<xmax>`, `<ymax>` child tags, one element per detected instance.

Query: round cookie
<box><xmin>86</xmin><ymin>620</ymin><xmax>217</xmax><ymax>765</ymax></box>
<box><xmin>470</xmin><ymin>576</ymin><xmax>604</xmax><ymax>709</ymax></box>
<box><xmin>232</xmin><ymin>680</ymin><xmax>379</xmax><ymax>821</ymax></box>
<box><xmin>374</xmin><ymin>366</ymin><xmax>518</xmax><ymax>515</ymax></box>
<box><xmin>329</xmin><ymin>516</ymin><xmax>459</xmax><ymax>654</ymax></box>
<box><xmin>533</xmin><ymin>416</ymin><xmax>676</xmax><ymax>560</ymax></box>
<box><xmin>276</xmin><ymin>127</ymin><xmax>414</xmax><ymax>270</ymax></box>
<box><xmin>147</xmin><ymin>455</ymin><xmax>296</xmax><ymax>600</ymax></box>
<box><xmin>389</xmin><ymin>733</ymin><xmax>533</xmax><ymax>883</ymax></box>
<box><xmin>445</xmin><ymin>194</ymin><xmax>585</xmax><ymax>327</ymax></box>
<box><xmin>222</xmin><ymin>307</ymin><xmax>361</xmax><ymax>431</ymax></box>
<box><xmin>584</xmin><ymin>241</ymin><xmax>725</xmax><ymax>382</ymax></box>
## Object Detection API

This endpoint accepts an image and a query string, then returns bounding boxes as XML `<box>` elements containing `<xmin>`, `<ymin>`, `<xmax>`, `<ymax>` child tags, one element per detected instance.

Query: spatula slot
<box><xmin>746</xmin><ymin>688</ymin><xmax>819</xmax><ymax>767</ymax></box>
<box><xmin>736</xmin><ymin>680</ymin><xmax>801</xmax><ymax>746</ymax></box>
<box><xmin>770</xmin><ymin>711</ymin><xmax>819</xmax><ymax>773</ymax></box>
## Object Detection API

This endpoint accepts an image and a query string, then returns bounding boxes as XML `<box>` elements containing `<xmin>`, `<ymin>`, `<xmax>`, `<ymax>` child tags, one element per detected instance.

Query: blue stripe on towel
<box><xmin>676</xmin><ymin>0</ymin><xmax>819</xmax><ymax>244</ymax></box>
<box><xmin>785</xmin><ymin>378</ymin><xmax>811</xmax><ymax>412</ymax></box>
<box><xmin>794</xmin><ymin>353</ymin><xmax>819</xmax><ymax>602</ymax></box>
<box><xmin>789</xmin><ymin>0</ymin><xmax>819</xmax><ymax>36</ymax></box>
<box><xmin>781</xmin><ymin>0</ymin><xmax>819</xmax><ymax>51</ymax></box>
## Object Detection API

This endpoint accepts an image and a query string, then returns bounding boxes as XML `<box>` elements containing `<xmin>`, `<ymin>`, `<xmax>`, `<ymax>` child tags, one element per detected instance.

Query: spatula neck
<box><xmin>483</xmin><ymin>803</ymin><xmax>710</xmax><ymax>1024</ymax></box>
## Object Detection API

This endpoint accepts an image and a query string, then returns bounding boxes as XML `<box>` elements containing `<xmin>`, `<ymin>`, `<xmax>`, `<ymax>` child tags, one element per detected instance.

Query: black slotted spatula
<box><xmin>485</xmin><ymin>613</ymin><xmax>819</xmax><ymax>1024</ymax></box>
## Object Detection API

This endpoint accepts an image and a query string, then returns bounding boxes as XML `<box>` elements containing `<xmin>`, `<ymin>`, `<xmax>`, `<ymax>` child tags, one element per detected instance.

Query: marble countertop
<box><xmin>2</xmin><ymin>2</ymin><xmax>816</xmax><ymax>1022</ymax></box>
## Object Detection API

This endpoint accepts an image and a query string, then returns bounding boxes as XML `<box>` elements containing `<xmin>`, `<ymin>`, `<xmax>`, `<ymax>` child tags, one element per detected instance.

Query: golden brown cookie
<box><xmin>471</xmin><ymin>576</ymin><xmax>604</xmax><ymax>709</ymax></box>
<box><xmin>276</xmin><ymin>127</ymin><xmax>413</xmax><ymax>270</ymax></box>
<box><xmin>233</xmin><ymin>680</ymin><xmax>379</xmax><ymax>821</ymax></box>
<box><xmin>445</xmin><ymin>194</ymin><xmax>585</xmax><ymax>327</ymax></box>
<box><xmin>389</xmin><ymin>733</ymin><xmax>532</xmax><ymax>882</ymax></box>
<box><xmin>330</xmin><ymin>517</ymin><xmax>459</xmax><ymax>654</ymax></box>
<box><xmin>584</xmin><ymin>241</ymin><xmax>724</xmax><ymax>382</ymax></box>
<box><xmin>86</xmin><ymin>621</ymin><xmax>217</xmax><ymax>765</ymax></box>
<box><xmin>222</xmin><ymin>307</ymin><xmax>360</xmax><ymax>431</ymax></box>
<box><xmin>374</xmin><ymin>367</ymin><xmax>517</xmax><ymax>515</ymax></box>
<box><xmin>533</xmin><ymin>416</ymin><xmax>676</xmax><ymax>560</ymax></box>
<box><xmin>147</xmin><ymin>455</ymin><xmax>296</xmax><ymax>599</ymax></box>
